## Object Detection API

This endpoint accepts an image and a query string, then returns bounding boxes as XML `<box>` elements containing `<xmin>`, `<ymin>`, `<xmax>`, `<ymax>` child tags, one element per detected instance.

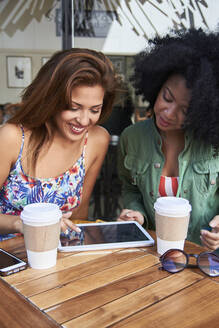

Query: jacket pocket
<box><xmin>193</xmin><ymin>160</ymin><xmax>219</xmax><ymax>195</ymax></box>
<box><xmin>124</xmin><ymin>155</ymin><xmax>150</xmax><ymax>185</ymax></box>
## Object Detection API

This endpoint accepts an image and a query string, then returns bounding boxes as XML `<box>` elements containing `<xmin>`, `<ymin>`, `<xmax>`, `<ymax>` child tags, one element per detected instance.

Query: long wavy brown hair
<box><xmin>8</xmin><ymin>48</ymin><xmax>119</xmax><ymax>172</ymax></box>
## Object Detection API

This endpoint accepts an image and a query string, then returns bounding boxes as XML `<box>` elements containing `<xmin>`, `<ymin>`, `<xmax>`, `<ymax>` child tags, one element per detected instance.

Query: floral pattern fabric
<box><xmin>0</xmin><ymin>126</ymin><xmax>87</xmax><ymax>241</ymax></box>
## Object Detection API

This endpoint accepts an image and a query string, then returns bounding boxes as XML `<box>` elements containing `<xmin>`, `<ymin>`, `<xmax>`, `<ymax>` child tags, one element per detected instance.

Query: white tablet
<box><xmin>58</xmin><ymin>221</ymin><xmax>154</xmax><ymax>252</ymax></box>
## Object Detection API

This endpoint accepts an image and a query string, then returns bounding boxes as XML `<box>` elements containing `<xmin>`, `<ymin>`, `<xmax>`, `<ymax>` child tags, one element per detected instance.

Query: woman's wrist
<box><xmin>13</xmin><ymin>216</ymin><xmax>23</xmax><ymax>234</ymax></box>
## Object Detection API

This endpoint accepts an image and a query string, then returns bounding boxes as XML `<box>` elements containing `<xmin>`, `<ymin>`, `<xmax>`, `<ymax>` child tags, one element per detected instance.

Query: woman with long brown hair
<box><xmin>0</xmin><ymin>48</ymin><xmax>119</xmax><ymax>240</ymax></box>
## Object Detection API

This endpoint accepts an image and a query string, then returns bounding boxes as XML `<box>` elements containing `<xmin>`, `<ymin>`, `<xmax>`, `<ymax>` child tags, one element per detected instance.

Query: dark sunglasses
<box><xmin>159</xmin><ymin>249</ymin><xmax>219</xmax><ymax>277</ymax></box>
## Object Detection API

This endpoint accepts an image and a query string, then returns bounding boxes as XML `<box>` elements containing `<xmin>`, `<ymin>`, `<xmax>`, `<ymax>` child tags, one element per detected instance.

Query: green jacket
<box><xmin>118</xmin><ymin>119</ymin><xmax>219</xmax><ymax>245</ymax></box>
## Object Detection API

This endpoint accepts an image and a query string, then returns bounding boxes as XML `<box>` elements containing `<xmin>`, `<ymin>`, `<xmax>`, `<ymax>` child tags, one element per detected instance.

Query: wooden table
<box><xmin>0</xmin><ymin>232</ymin><xmax>219</xmax><ymax>328</ymax></box>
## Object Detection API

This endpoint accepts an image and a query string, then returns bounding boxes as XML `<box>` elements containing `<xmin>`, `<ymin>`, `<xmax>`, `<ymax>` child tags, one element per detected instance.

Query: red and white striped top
<box><xmin>158</xmin><ymin>176</ymin><xmax>179</xmax><ymax>197</ymax></box>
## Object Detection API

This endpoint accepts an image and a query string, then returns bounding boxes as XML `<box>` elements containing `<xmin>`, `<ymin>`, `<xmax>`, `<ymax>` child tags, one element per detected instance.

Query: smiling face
<box><xmin>54</xmin><ymin>84</ymin><xmax>104</xmax><ymax>142</ymax></box>
<box><xmin>154</xmin><ymin>75</ymin><xmax>191</xmax><ymax>134</ymax></box>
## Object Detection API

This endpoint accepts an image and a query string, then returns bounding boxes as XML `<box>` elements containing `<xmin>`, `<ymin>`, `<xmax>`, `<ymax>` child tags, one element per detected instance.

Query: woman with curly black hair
<box><xmin>118</xmin><ymin>28</ymin><xmax>219</xmax><ymax>250</ymax></box>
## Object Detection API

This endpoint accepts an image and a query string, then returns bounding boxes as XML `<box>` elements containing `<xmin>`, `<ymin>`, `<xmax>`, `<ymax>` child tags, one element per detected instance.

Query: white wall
<box><xmin>0</xmin><ymin>0</ymin><xmax>219</xmax><ymax>103</ymax></box>
<box><xmin>0</xmin><ymin>0</ymin><xmax>61</xmax><ymax>103</ymax></box>
<box><xmin>0</xmin><ymin>49</ymin><xmax>54</xmax><ymax>103</ymax></box>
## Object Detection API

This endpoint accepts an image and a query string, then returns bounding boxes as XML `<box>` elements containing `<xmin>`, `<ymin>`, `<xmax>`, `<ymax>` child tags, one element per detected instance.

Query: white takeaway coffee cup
<box><xmin>20</xmin><ymin>203</ymin><xmax>62</xmax><ymax>269</ymax></box>
<box><xmin>154</xmin><ymin>197</ymin><xmax>192</xmax><ymax>255</ymax></box>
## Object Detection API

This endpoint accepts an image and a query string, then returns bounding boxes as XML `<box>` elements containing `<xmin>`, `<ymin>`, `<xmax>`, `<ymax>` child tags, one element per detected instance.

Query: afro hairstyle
<box><xmin>132</xmin><ymin>28</ymin><xmax>219</xmax><ymax>150</ymax></box>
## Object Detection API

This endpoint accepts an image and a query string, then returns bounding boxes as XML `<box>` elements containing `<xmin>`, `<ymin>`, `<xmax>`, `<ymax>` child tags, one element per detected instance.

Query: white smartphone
<box><xmin>0</xmin><ymin>248</ymin><xmax>27</xmax><ymax>276</ymax></box>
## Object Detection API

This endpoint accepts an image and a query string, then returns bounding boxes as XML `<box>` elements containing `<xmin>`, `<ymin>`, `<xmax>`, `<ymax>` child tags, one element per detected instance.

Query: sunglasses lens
<box><xmin>198</xmin><ymin>253</ymin><xmax>219</xmax><ymax>277</ymax></box>
<box><xmin>162</xmin><ymin>250</ymin><xmax>187</xmax><ymax>273</ymax></box>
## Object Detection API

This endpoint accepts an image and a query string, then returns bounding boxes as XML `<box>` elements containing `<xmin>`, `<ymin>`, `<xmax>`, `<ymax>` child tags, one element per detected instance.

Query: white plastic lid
<box><xmin>20</xmin><ymin>203</ymin><xmax>62</xmax><ymax>224</ymax></box>
<box><xmin>154</xmin><ymin>197</ymin><xmax>192</xmax><ymax>217</ymax></box>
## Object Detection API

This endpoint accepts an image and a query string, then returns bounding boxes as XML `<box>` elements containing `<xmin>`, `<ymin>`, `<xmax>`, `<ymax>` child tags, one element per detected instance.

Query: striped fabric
<box><xmin>158</xmin><ymin>175</ymin><xmax>179</xmax><ymax>197</ymax></box>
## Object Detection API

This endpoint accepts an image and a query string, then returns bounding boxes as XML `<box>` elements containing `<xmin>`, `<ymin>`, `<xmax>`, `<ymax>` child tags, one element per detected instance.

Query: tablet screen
<box><xmin>59</xmin><ymin>222</ymin><xmax>153</xmax><ymax>249</ymax></box>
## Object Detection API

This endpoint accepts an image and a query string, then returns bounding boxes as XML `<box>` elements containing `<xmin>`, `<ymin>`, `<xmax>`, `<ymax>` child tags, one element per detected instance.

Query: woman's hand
<box><xmin>61</xmin><ymin>212</ymin><xmax>81</xmax><ymax>234</ymax></box>
<box><xmin>200</xmin><ymin>215</ymin><xmax>219</xmax><ymax>250</ymax></box>
<box><xmin>117</xmin><ymin>209</ymin><xmax>144</xmax><ymax>225</ymax></box>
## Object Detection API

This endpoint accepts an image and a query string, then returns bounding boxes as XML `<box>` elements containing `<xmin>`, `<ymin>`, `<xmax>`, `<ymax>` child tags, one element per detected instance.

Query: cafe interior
<box><xmin>0</xmin><ymin>0</ymin><xmax>217</xmax><ymax>219</ymax></box>
<box><xmin>0</xmin><ymin>1</ymin><xmax>219</xmax><ymax>328</ymax></box>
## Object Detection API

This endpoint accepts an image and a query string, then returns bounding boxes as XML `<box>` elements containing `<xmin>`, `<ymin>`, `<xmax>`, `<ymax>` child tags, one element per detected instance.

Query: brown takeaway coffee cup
<box><xmin>20</xmin><ymin>203</ymin><xmax>62</xmax><ymax>269</ymax></box>
<box><xmin>154</xmin><ymin>197</ymin><xmax>192</xmax><ymax>255</ymax></box>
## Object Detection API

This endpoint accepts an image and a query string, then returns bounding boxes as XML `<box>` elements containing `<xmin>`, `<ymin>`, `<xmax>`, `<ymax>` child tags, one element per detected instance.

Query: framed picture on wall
<box><xmin>7</xmin><ymin>56</ymin><xmax>32</xmax><ymax>88</ymax></box>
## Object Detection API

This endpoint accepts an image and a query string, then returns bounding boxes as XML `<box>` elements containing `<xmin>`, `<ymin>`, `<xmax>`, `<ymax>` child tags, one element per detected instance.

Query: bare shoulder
<box><xmin>0</xmin><ymin>124</ymin><xmax>22</xmax><ymax>159</ymax></box>
<box><xmin>85</xmin><ymin>126</ymin><xmax>110</xmax><ymax>167</ymax></box>
<box><xmin>88</xmin><ymin>125</ymin><xmax>110</xmax><ymax>146</ymax></box>
<box><xmin>0</xmin><ymin>123</ymin><xmax>21</xmax><ymax>143</ymax></box>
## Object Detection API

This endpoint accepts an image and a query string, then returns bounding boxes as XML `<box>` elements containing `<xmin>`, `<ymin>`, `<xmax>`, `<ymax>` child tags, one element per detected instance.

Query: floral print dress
<box><xmin>0</xmin><ymin>126</ymin><xmax>87</xmax><ymax>241</ymax></box>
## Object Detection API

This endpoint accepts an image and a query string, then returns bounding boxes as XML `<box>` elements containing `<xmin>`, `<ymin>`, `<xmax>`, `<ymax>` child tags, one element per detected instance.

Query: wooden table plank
<box><xmin>63</xmin><ymin>271</ymin><xmax>203</xmax><ymax>328</ymax></box>
<box><xmin>0</xmin><ymin>278</ymin><xmax>61</xmax><ymax>328</ymax></box>
<box><xmin>110</xmin><ymin>278</ymin><xmax>219</xmax><ymax>328</ymax></box>
<box><xmin>45</xmin><ymin>264</ymin><xmax>171</xmax><ymax>323</ymax></box>
<box><xmin>30</xmin><ymin>253</ymin><xmax>159</xmax><ymax>309</ymax></box>
<box><xmin>15</xmin><ymin>248</ymin><xmax>146</xmax><ymax>297</ymax></box>
<box><xmin>3</xmin><ymin>249</ymin><xmax>119</xmax><ymax>286</ymax></box>
<box><xmin>1</xmin><ymin>233</ymin><xmax>218</xmax><ymax>328</ymax></box>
